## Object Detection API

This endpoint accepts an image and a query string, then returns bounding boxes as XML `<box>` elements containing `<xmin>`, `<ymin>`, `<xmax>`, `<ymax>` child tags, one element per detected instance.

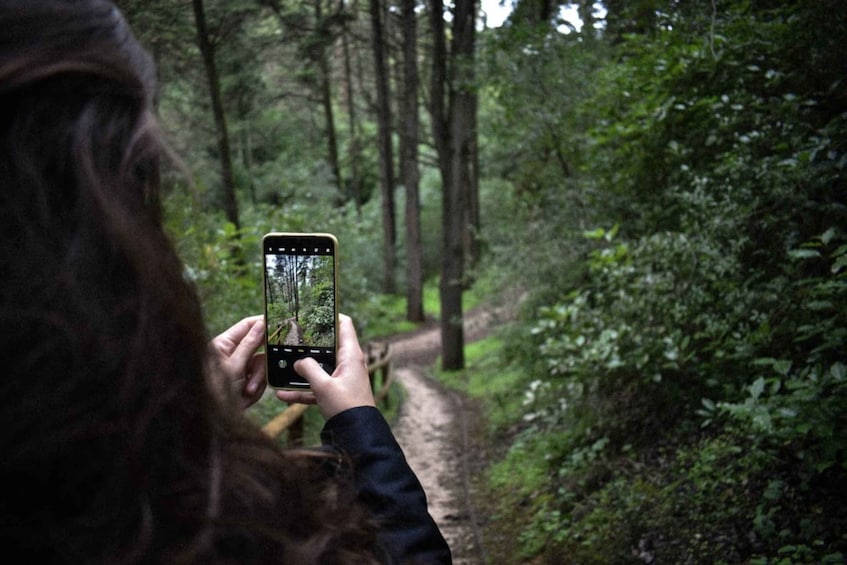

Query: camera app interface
<box><xmin>264</xmin><ymin>236</ymin><xmax>336</xmax><ymax>388</ymax></box>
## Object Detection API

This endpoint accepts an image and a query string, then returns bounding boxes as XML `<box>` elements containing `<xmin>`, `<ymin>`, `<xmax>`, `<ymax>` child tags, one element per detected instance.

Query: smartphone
<box><xmin>262</xmin><ymin>232</ymin><xmax>339</xmax><ymax>390</ymax></box>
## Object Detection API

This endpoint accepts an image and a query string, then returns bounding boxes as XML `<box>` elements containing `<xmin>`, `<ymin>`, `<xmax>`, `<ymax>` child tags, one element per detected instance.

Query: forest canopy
<box><xmin>117</xmin><ymin>0</ymin><xmax>846</xmax><ymax>561</ymax></box>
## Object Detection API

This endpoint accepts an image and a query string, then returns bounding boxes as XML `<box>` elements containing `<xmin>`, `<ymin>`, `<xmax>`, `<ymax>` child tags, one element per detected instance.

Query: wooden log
<box><xmin>262</xmin><ymin>403</ymin><xmax>309</xmax><ymax>438</ymax></box>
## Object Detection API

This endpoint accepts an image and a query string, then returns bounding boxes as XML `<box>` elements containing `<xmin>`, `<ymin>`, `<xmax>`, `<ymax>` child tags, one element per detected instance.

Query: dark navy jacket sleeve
<box><xmin>321</xmin><ymin>406</ymin><xmax>452</xmax><ymax>564</ymax></box>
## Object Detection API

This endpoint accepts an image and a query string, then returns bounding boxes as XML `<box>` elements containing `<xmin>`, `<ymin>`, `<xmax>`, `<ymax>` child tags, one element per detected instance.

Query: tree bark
<box><xmin>401</xmin><ymin>0</ymin><xmax>424</xmax><ymax>322</ymax></box>
<box><xmin>340</xmin><ymin>0</ymin><xmax>363</xmax><ymax>210</ymax></box>
<box><xmin>191</xmin><ymin>0</ymin><xmax>240</xmax><ymax>229</ymax></box>
<box><xmin>429</xmin><ymin>0</ymin><xmax>448</xmax><ymax>175</ymax></box>
<box><xmin>429</xmin><ymin>0</ymin><xmax>477</xmax><ymax>371</ymax></box>
<box><xmin>370</xmin><ymin>0</ymin><xmax>397</xmax><ymax>294</ymax></box>
<box><xmin>429</xmin><ymin>0</ymin><xmax>459</xmax><ymax>370</ymax></box>
<box><xmin>315</xmin><ymin>0</ymin><xmax>342</xmax><ymax>193</ymax></box>
<box><xmin>464</xmin><ymin>42</ymin><xmax>481</xmax><ymax>276</ymax></box>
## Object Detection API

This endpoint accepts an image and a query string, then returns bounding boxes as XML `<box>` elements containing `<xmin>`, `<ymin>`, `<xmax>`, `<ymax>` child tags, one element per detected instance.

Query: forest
<box><xmin>265</xmin><ymin>253</ymin><xmax>335</xmax><ymax>347</ymax></box>
<box><xmin>116</xmin><ymin>0</ymin><xmax>846</xmax><ymax>562</ymax></box>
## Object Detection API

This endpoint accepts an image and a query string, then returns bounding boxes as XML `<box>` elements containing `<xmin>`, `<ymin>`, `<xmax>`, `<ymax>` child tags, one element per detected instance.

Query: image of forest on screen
<box><xmin>265</xmin><ymin>253</ymin><xmax>335</xmax><ymax>348</ymax></box>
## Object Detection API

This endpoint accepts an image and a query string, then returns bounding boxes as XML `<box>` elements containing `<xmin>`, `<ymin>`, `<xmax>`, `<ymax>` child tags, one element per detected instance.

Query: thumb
<box><xmin>293</xmin><ymin>357</ymin><xmax>330</xmax><ymax>388</ymax></box>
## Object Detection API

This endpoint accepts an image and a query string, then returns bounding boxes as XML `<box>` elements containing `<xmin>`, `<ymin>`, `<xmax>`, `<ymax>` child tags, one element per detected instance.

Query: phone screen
<box><xmin>262</xmin><ymin>233</ymin><xmax>338</xmax><ymax>389</ymax></box>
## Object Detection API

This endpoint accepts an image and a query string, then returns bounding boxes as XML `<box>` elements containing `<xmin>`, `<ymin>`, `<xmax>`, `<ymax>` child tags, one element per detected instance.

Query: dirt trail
<box><xmin>392</xmin><ymin>367</ymin><xmax>478</xmax><ymax>563</ymax></box>
<box><xmin>383</xmin><ymin>300</ymin><xmax>518</xmax><ymax>564</ymax></box>
<box><xmin>283</xmin><ymin>318</ymin><xmax>302</xmax><ymax>346</ymax></box>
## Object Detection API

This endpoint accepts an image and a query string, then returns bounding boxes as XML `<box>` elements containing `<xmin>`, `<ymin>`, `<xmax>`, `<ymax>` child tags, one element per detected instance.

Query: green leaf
<box><xmin>753</xmin><ymin>357</ymin><xmax>778</xmax><ymax>366</ymax></box>
<box><xmin>754</xmin><ymin>358</ymin><xmax>792</xmax><ymax>376</ymax></box>
<box><xmin>788</xmin><ymin>249</ymin><xmax>821</xmax><ymax>260</ymax></box>
<box><xmin>832</xmin><ymin>254</ymin><xmax>847</xmax><ymax>274</ymax></box>
<box><xmin>750</xmin><ymin>377</ymin><xmax>766</xmax><ymax>400</ymax></box>
<box><xmin>820</xmin><ymin>227</ymin><xmax>838</xmax><ymax>245</ymax></box>
<box><xmin>763</xmin><ymin>479</ymin><xmax>784</xmax><ymax>501</ymax></box>
<box><xmin>774</xmin><ymin>360</ymin><xmax>792</xmax><ymax>376</ymax></box>
<box><xmin>583</xmin><ymin>227</ymin><xmax>606</xmax><ymax>240</ymax></box>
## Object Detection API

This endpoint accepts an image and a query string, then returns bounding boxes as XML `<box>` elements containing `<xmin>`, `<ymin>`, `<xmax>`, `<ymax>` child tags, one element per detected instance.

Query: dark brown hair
<box><xmin>0</xmin><ymin>1</ymin><xmax>378</xmax><ymax>562</ymax></box>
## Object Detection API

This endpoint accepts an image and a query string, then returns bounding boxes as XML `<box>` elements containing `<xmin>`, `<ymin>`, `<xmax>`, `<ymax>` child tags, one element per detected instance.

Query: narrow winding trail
<box><xmin>283</xmin><ymin>318</ymin><xmax>302</xmax><ymax>346</ymax></box>
<box><xmin>382</xmin><ymin>302</ymin><xmax>517</xmax><ymax>564</ymax></box>
<box><xmin>392</xmin><ymin>367</ymin><xmax>477</xmax><ymax>563</ymax></box>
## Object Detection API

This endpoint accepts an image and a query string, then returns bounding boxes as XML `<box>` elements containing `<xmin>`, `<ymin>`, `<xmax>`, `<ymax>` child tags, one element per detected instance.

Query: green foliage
<box><xmin>436</xmin><ymin>334</ymin><xmax>528</xmax><ymax>430</ymax></box>
<box><xmin>531</xmin><ymin>226</ymin><xmax>757</xmax><ymax>444</ymax></box>
<box><xmin>146</xmin><ymin>0</ymin><xmax>847</xmax><ymax>561</ymax></box>
<box><xmin>476</xmin><ymin>26</ymin><xmax>606</xmax><ymax>308</ymax></box>
<box><xmin>163</xmin><ymin>190</ymin><xmax>262</xmax><ymax>335</ymax></box>
<box><xmin>719</xmin><ymin>230</ymin><xmax>847</xmax><ymax>479</ymax></box>
<box><xmin>470</xmin><ymin>2</ymin><xmax>847</xmax><ymax>562</ymax></box>
<box><xmin>351</xmin><ymin>292</ymin><xmax>417</xmax><ymax>340</ymax></box>
<box><xmin>163</xmin><ymin>182</ymin><xmax>433</xmax><ymax>338</ymax></box>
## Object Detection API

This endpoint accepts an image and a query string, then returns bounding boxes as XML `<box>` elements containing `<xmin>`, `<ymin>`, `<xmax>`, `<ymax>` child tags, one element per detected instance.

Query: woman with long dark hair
<box><xmin>0</xmin><ymin>1</ymin><xmax>450</xmax><ymax>562</ymax></box>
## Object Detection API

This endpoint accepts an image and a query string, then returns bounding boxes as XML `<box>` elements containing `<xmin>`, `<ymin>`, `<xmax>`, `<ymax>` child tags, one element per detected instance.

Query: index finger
<box><xmin>214</xmin><ymin>315</ymin><xmax>264</xmax><ymax>351</ymax></box>
<box><xmin>228</xmin><ymin>317</ymin><xmax>265</xmax><ymax>365</ymax></box>
<box><xmin>227</xmin><ymin>315</ymin><xmax>265</xmax><ymax>340</ymax></box>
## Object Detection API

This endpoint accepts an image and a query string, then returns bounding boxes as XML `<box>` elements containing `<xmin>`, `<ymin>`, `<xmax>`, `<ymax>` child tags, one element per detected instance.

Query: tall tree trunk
<box><xmin>442</xmin><ymin>113</ymin><xmax>467</xmax><ymax>369</ymax></box>
<box><xmin>429</xmin><ymin>0</ymin><xmax>448</xmax><ymax>173</ymax></box>
<box><xmin>191</xmin><ymin>0</ymin><xmax>240</xmax><ymax>229</ymax></box>
<box><xmin>340</xmin><ymin>0</ymin><xmax>363</xmax><ymax>211</ymax></box>
<box><xmin>429</xmin><ymin>0</ymin><xmax>477</xmax><ymax>371</ymax></box>
<box><xmin>315</xmin><ymin>0</ymin><xmax>342</xmax><ymax>193</ymax></box>
<box><xmin>320</xmin><ymin>55</ymin><xmax>342</xmax><ymax>195</ymax></box>
<box><xmin>370</xmin><ymin>0</ymin><xmax>396</xmax><ymax>294</ymax></box>
<box><xmin>239</xmin><ymin>129</ymin><xmax>258</xmax><ymax>205</ymax></box>
<box><xmin>429</xmin><ymin>0</ymin><xmax>458</xmax><ymax>370</ymax></box>
<box><xmin>464</xmin><ymin>50</ymin><xmax>481</xmax><ymax>276</ymax></box>
<box><xmin>401</xmin><ymin>0</ymin><xmax>424</xmax><ymax>322</ymax></box>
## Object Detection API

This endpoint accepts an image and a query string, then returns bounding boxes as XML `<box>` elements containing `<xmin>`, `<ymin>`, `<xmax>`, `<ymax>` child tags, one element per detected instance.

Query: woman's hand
<box><xmin>275</xmin><ymin>314</ymin><xmax>376</xmax><ymax>420</ymax></box>
<box><xmin>210</xmin><ymin>315</ymin><xmax>266</xmax><ymax>409</ymax></box>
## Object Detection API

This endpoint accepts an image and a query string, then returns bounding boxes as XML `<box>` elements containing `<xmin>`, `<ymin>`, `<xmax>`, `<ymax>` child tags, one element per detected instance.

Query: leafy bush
<box><xmin>474</xmin><ymin>2</ymin><xmax>847</xmax><ymax>562</ymax></box>
<box><xmin>163</xmin><ymin>182</ymin><xmax>442</xmax><ymax>338</ymax></box>
<box><xmin>531</xmin><ymin>226</ymin><xmax>757</xmax><ymax>443</ymax></box>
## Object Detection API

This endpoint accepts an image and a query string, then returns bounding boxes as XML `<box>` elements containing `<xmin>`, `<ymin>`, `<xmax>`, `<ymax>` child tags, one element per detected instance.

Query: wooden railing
<box><xmin>261</xmin><ymin>341</ymin><xmax>394</xmax><ymax>443</ymax></box>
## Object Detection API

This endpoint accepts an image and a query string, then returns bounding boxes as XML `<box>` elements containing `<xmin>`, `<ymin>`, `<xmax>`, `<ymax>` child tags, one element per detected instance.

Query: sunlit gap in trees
<box><xmin>478</xmin><ymin>0</ymin><xmax>607</xmax><ymax>33</ymax></box>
